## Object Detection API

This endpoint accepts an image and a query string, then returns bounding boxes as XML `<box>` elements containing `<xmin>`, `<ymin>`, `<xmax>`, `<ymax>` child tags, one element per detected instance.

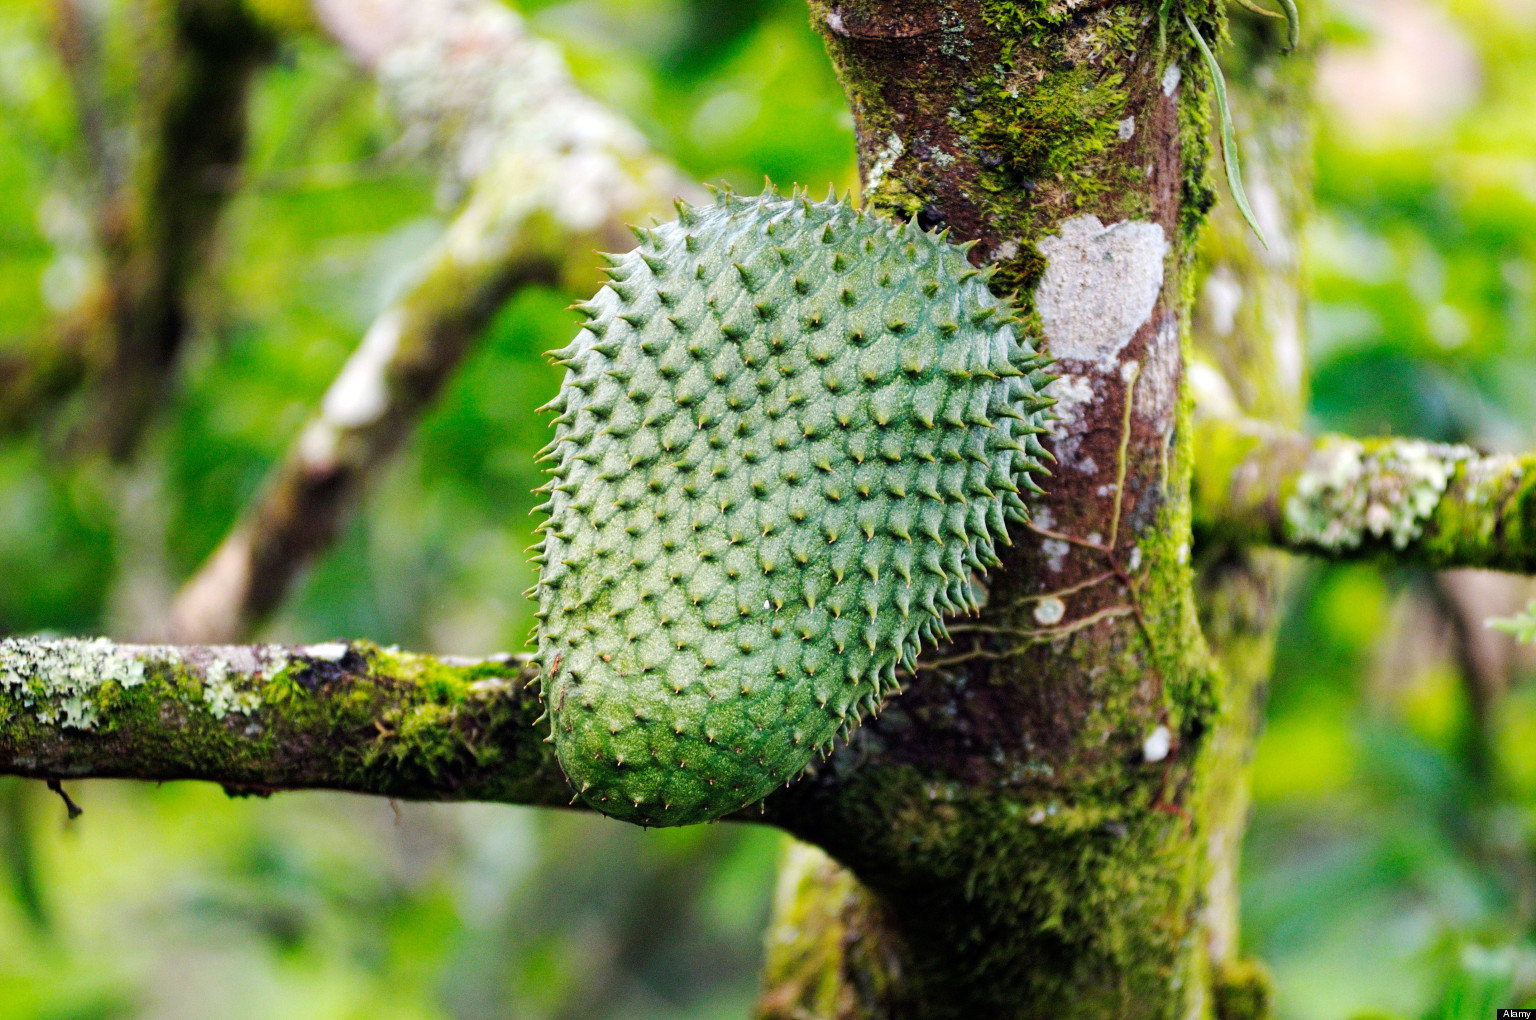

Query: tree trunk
<box><xmin>756</xmin><ymin>3</ymin><xmax>1309</xmax><ymax>1017</ymax></box>
<box><xmin>1186</xmin><ymin>2</ymin><xmax>1312</xmax><ymax>999</ymax></box>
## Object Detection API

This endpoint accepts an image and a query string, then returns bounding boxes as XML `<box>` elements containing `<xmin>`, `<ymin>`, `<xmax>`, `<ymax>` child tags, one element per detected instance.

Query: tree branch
<box><xmin>0</xmin><ymin>1</ymin><xmax>123</xmax><ymax>436</ymax></box>
<box><xmin>166</xmin><ymin>0</ymin><xmax>696</xmax><ymax>644</ymax></box>
<box><xmin>756</xmin><ymin>840</ymin><xmax>907</xmax><ymax>1019</ymax></box>
<box><xmin>0</xmin><ymin>636</ymin><xmax>575</xmax><ymax>806</ymax></box>
<box><xmin>0</xmin><ymin>319</ymin><xmax>93</xmax><ymax>436</ymax></box>
<box><xmin>5</xmin><ymin>0</ymin><xmax>277</xmax><ymax>456</ymax></box>
<box><xmin>1194</xmin><ymin>417</ymin><xmax>1536</xmax><ymax>572</ymax></box>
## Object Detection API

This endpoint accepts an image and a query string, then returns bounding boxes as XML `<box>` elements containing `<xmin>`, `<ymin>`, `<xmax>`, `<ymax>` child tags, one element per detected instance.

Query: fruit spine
<box><xmin>532</xmin><ymin>187</ymin><xmax>1054</xmax><ymax>826</ymax></box>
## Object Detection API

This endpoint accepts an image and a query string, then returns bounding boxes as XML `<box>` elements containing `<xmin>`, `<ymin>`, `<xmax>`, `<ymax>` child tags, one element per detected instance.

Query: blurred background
<box><xmin>2</xmin><ymin>0</ymin><xmax>1536</xmax><ymax>1015</ymax></box>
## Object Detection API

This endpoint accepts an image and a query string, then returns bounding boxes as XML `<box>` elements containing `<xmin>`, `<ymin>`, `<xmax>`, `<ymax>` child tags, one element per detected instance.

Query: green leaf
<box><xmin>1230</xmin><ymin>0</ymin><xmax>1300</xmax><ymax>50</ymax></box>
<box><xmin>1276</xmin><ymin>0</ymin><xmax>1301</xmax><ymax>50</ymax></box>
<box><xmin>1185</xmin><ymin>10</ymin><xmax>1269</xmax><ymax>248</ymax></box>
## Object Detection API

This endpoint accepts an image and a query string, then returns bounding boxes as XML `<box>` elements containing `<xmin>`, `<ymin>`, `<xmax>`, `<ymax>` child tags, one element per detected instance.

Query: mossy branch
<box><xmin>0</xmin><ymin>636</ymin><xmax>575</xmax><ymax>807</ymax></box>
<box><xmin>1195</xmin><ymin>418</ymin><xmax>1536</xmax><ymax>572</ymax></box>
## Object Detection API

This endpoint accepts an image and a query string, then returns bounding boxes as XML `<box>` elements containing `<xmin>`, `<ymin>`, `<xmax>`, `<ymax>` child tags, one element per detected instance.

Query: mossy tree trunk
<box><xmin>757</xmin><ymin>2</ymin><xmax>1309</xmax><ymax>1017</ymax></box>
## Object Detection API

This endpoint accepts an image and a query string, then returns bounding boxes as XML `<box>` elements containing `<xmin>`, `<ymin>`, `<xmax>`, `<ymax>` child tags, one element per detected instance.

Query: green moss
<box><xmin>1508</xmin><ymin>464</ymin><xmax>1536</xmax><ymax>559</ymax></box>
<box><xmin>1212</xmin><ymin>958</ymin><xmax>1272</xmax><ymax>1020</ymax></box>
<box><xmin>336</xmin><ymin>645</ymin><xmax>536</xmax><ymax>792</ymax></box>
<box><xmin>1191</xmin><ymin>420</ymin><xmax>1268</xmax><ymax>539</ymax></box>
<box><xmin>976</xmin><ymin>0</ymin><xmax>1093</xmax><ymax>40</ymax></box>
<box><xmin>794</xmin><ymin>751</ymin><xmax>1206</xmax><ymax>1019</ymax></box>
<box><xmin>241</xmin><ymin>0</ymin><xmax>314</xmax><ymax>33</ymax></box>
<box><xmin>757</xmin><ymin>841</ymin><xmax>901</xmax><ymax>1020</ymax></box>
<box><xmin>972</xmin><ymin>65</ymin><xmax>1129</xmax><ymax>204</ymax></box>
<box><xmin>864</xmin><ymin>158</ymin><xmax>928</xmax><ymax>221</ymax></box>
<box><xmin>989</xmin><ymin>240</ymin><xmax>1049</xmax><ymax>297</ymax></box>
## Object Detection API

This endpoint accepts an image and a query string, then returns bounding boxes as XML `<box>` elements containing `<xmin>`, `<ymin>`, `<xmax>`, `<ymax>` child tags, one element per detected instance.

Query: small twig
<box><xmin>45</xmin><ymin>780</ymin><xmax>82</xmax><ymax>820</ymax></box>
<box><xmin>1014</xmin><ymin>605</ymin><xmax>1137</xmax><ymax>642</ymax></box>
<box><xmin>1108</xmin><ymin>362</ymin><xmax>1140</xmax><ymax>551</ymax></box>
<box><xmin>946</xmin><ymin>623</ymin><xmax>1043</xmax><ymax>637</ymax></box>
<box><xmin>1010</xmin><ymin>571</ymin><xmax>1117</xmax><ymax>607</ymax></box>
<box><xmin>918</xmin><ymin>605</ymin><xmax>1138</xmax><ymax>673</ymax></box>
<box><xmin>1024</xmin><ymin>521</ymin><xmax>1112</xmax><ymax>554</ymax></box>
<box><xmin>914</xmin><ymin>642</ymin><xmax>1001</xmax><ymax>672</ymax></box>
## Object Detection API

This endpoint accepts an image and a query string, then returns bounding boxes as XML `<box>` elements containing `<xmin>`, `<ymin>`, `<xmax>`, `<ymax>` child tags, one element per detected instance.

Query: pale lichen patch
<box><xmin>865</xmin><ymin>132</ymin><xmax>906</xmax><ymax>196</ymax></box>
<box><xmin>1162</xmin><ymin>63</ymin><xmax>1182</xmax><ymax>96</ymax></box>
<box><xmin>1135</xmin><ymin>316</ymin><xmax>1182</xmax><ymax>433</ymax></box>
<box><xmin>1046</xmin><ymin>373</ymin><xmax>1098</xmax><ymax>472</ymax></box>
<box><xmin>305</xmin><ymin>642</ymin><xmax>351</xmax><ymax>662</ymax></box>
<box><xmin>1033</xmin><ymin>597</ymin><xmax>1067</xmax><ymax>625</ymax></box>
<box><xmin>200</xmin><ymin>656</ymin><xmax>263</xmax><ymax>718</ymax></box>
<box><xmin>1035</xmin><ymin>216</ymin><xmax>1168</xmax><ymax>371</ymax></box>
<box><xmin>1042</xmin><ymin>538</ymin><xmax>1072</xmax><ymax>572</ymax></box>
<box><xmin>0</xmin><ymin>637</ymin><xmax>152</xmax><ymax>730</ymax></box>
<box><xmin>0</xmin><ymin>638</ymin><xmax>298</xmax><ymax>729</ymax></box>
<box><xmin>1284</xmin><ymin>437</ymin><xmax>1476</xmax><ymax>551</ymax></box>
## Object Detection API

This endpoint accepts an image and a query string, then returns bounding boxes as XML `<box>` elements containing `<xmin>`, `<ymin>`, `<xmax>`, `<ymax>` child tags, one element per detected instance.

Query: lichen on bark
<box><xmin>1194</xmin><ymin>420</ymin><xmax>1536</xmax><ymax>573</ymax></box>
<box><xmin>0</xmin><ymin>637</ymin><xmax>569</xmax><ymax>806</ymax></box>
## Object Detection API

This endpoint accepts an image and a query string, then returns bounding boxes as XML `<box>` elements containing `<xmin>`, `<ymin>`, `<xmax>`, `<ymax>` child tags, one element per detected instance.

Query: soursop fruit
<box><xmin>532</xmin><ymin>187</ymin><xmax>1054</xmax><ymax>826</ymax></box>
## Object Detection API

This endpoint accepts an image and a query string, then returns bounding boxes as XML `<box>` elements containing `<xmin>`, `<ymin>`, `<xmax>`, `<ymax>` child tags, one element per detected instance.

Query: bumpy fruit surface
<box><xmin>533</xmin><ymin>188</ymin><xmax>1054</xmax><ymax>825</ymax></box>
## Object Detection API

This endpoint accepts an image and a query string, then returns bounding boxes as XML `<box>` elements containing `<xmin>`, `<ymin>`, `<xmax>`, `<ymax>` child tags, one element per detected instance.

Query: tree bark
<box><xmin>754</xmin><ymin>2</ymin><xmax>1315</xmax><ymax>1016</ymax></box>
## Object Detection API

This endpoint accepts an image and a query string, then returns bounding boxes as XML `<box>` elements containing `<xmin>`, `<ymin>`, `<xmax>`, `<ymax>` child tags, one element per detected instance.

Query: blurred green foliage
<box><xmin>4</xmin><ymin>0</ymin><xmax>1536</xmax><ymax>1015</ymax></box>
<box><xmin>1245</xmin><ymin>0</ymin><xmax>1536</xmax><ymax>1013</ymax></box>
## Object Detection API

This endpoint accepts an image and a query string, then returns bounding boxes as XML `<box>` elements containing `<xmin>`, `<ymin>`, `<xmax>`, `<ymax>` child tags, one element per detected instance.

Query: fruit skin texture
<box><xmin>532</xmin><ymin>189</ymin><xmax>1054</xmax><ymax>826</ymax></box>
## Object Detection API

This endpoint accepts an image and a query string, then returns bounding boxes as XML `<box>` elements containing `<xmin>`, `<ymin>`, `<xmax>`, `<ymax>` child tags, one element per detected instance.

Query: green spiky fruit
<box><xmin>532</xmin><ymin>188</ymin><xmax>1054</xmax><ymax>826</ymax></box>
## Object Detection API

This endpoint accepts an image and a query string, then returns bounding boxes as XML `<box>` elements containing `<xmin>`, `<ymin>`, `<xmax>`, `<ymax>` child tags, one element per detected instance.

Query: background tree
<box><xmin>2</xmin><ymin>0</ymin><xmax>1536</xmax><ymax>1017</ymax></box>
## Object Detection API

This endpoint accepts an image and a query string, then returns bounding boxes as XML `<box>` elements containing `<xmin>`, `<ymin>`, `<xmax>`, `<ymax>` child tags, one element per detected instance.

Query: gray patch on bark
<box><xmin>1045</xmin><ymin>373</ymin><xmax>1098</xmax><ymax>473</ymax></box>
<box><xmin>1035</xmin><ymin>216</ymin><xmax>1169</xmax><ymax>371</ymax></box>
<box><xmin>1135</xmin><ymin>314</ymin><xmax>1182</xmax><ymax>434</ymax></box>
